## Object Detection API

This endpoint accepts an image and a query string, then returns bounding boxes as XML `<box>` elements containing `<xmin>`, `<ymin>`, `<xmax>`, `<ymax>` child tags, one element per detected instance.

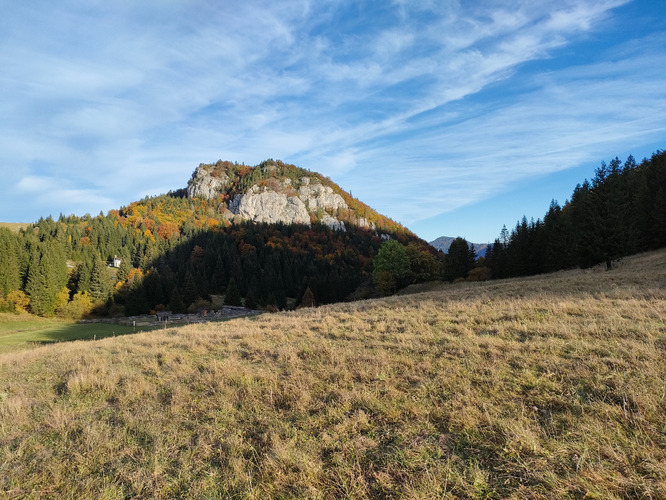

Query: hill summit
<box><xmin>186</xmin><ymin>159</ymin><xmax>402</xmax><ymax>234</ymax></box>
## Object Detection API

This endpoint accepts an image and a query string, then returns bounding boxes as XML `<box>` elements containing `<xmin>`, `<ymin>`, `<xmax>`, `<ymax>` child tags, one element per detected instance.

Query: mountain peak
<box><xmin>186</xmin><ymin>159</ymin><xmax>407</xmax><ymax>234</ymax></box>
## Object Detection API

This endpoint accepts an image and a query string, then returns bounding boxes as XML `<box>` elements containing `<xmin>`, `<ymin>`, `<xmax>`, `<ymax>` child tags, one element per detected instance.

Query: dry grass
<box><xmin>0</xmin><ymin>222</ymin><xmax>29</xmax><ymax>233</ymax></box>
<box><xmin>1</xmin><ymin>250</ymin><xmax>665</xmax><ymax>498</ymax></box>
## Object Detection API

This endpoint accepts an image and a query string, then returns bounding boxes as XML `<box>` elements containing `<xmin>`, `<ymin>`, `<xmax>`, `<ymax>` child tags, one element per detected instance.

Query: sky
<box><xmin>1</xmin><ymin>0</ymin><xmax>665</xmax><ymax>244</ymax></box>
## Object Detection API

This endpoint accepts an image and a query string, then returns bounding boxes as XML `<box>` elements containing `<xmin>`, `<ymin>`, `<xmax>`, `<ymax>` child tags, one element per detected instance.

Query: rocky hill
<box><xmin>186</xmin><ymin>159</ymin><xmax>403</xmax><ymax>234</ymax></box>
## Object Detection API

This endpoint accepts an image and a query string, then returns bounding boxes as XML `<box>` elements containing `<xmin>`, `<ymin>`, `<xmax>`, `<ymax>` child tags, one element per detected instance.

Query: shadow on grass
<box><xmin>1</xmin><ymin>321</ymin><xmax>161</xmax><ymax>350</ymax></box>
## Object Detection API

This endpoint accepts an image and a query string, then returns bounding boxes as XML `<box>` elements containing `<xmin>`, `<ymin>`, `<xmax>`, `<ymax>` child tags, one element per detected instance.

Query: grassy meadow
<box><xmin>0</xmin><ymin>314</ymin><xmax>156</xmax><ymax>353</ymax></box>
<box><xmin>1</xmin><ymin>250</ymin><xmax>665</xmax><ymax>498</ymax></box>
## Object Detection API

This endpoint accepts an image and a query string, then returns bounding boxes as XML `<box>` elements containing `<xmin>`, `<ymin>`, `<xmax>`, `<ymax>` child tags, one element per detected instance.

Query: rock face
<box><xmin>187</xmin><ymin>166</ymin><xmax>229</xmax><ymax>199</ymax></box>
<box><xmin>186</xmin><ymin>161</ymin><xmax>388</xmax><ymax>232</ymax></box>
<box><xmin>298</xmin><ymin>179</ymin><xmax>347</xmax><ymax>212</ymax></box>
<box><xmin>228</xmin><ymin>185</ymin><xmax>311</xmax><ymax>225</ymax></box>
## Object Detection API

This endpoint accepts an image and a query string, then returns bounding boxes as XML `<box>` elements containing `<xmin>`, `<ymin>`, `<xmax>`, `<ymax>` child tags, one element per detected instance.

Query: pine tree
<box><xmin>0</xmin><ymin>230</ymin><xmax>20</xmax><ymax>295</ymax></box>
<box><xmin>168</xmin><ymin>288</ymin><xmax>186</xmax><ymax>314</ymax></box>
<box><xmin>299</xmin><ymin>286</ymin><xmax>316</xmax><ymax>308</ymax></box>
<box><xmin>89</xmin><ymin>258</ymin><xmax>111</xmax><ymax>301</ymax></box>
<box><xmin>224</xmin><ymin>278</ymin><xmax>242</xmax><ymax>306</ymax></box>
<box><xmin>244</xmin><ymin>288</ymin><xmax>257</xmax><ymax>309</ymax></box>
<box><xmin>182</xmin><ymin>270</ymin><xmax>199</xmax><ymax>306</ymax></box>
<box><xmin>116</xmin><ymin>257</ymin><xmax>131</xmax><ymax>282</ymax></box>
<box><xmin>25</xmin><ymin>242</ymin><xmax>68</xmax><ymax>316</ymax></box>
<box><xmin>443</xmin><ymin>237</ymin><xmax>476</xmax><ymax>281</ymax></box>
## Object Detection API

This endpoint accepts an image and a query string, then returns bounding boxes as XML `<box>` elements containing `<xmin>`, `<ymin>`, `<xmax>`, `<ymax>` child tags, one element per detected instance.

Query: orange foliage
<box><xmin>126</xmin><ymin>268</ymin><xmax>144</xmax><ymax>283</ymax></box>
<box><xmin>79</xmin><ymin>236</ymin><xmax>90</xmax><ymax>246</ymax></box>
<box><xmin>157</xmin><ymin>221</ymin><xmax>180</xmax><ymax>241</ymax></box>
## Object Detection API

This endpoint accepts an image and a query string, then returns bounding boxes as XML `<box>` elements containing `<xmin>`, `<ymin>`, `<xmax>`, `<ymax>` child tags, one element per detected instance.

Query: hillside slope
<box><xmin>186</xmin><ymin>159</ymin><xmax>407</xmax><ymax>234</ymax></box>
<box><xmin>1</xmin><ymin>159</ymin><xmax>433</xmax><ymax>316</ymax></box>
<box><xmin>1</xmin><ymin>249</ymin><xmax>665</xmax><ymax>498</ymax></box>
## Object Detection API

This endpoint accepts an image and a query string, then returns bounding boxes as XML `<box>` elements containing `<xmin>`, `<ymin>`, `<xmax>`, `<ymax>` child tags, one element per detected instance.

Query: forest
<box><xmin>483</xmin><ymin>150</ymin><xmax>666</xmax><ymax>279</ymax></box>
<box><xmin>0</xmin><ymin>182</ymin><xmax>439</xmax><ymax>317</ymax></box>
<box><xmin>1</xmin><ymin>150</ymin><xmax>664</xmax><ymax>318</ymax></box>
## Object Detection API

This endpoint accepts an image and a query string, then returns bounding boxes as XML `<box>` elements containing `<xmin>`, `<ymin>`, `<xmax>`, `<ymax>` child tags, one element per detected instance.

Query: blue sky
<box><xmin>1</xmin><ymin>0</ymin><xmax>664</xmax><ymax>243</ymax></box>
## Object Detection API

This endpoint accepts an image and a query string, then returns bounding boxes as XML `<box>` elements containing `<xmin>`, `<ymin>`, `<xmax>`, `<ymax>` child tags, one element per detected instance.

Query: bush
<box><xmin>56</xmin><ymin>291</ymin><xmax>95</xmax><ymax>319</ymax></box>
<box><xmin>7</xmin><ymin>290</ymin><xmax>30</xmax><ymax>313</ymax></box>
<box><xmin>467</xmin><ymin>267</ymin><xmax>491</xmax><ymax>282</ymax></box>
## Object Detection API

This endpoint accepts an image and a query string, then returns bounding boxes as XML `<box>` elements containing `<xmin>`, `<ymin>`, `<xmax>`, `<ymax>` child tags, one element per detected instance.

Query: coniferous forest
<box><xmin>0</xmin><ymin>150</ymin><xmax>664</xmax><ymax>318</ymax></box>
<box><xmin>0</xmin><ymin>184</ymin><xmax>436</xmax><ymax>317</ymax></box>
<box><xmin>484</xmin><ymin>150</ymin><xmax>666</xmax><ymax>278</ymax></box>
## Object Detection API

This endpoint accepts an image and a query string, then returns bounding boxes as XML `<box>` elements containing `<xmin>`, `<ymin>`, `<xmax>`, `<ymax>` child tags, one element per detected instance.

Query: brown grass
<box><xmin>1</xmin><ymin>250</ymin><xmax>665</xmax><ymax>498</ymax></box>
<box><xmin>0</xmin><ymin>222</ymin><xmax>30</xmax><ymax>233</ymax></box>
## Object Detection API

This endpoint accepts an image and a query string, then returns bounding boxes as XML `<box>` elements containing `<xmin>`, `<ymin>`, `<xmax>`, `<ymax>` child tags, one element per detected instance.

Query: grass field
<box><xmin>0</xmin><ymin>222</ymin><xmax>30</xmax><ymax>233</ymax></box>
<box><xmin>1</xmin><ymin>250</ymin><xmax>665</xmax><ymax>498</ymax></box>
<box><xmin>0</xmin><ymin>314</ymin><xmax>156</xmax><ymax>353</ymax></box>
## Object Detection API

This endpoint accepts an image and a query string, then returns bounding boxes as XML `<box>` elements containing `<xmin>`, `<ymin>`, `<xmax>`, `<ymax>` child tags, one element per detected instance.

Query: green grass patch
<box><xmin>0</xmin><ymin>313</ymin><xmax>156</xmax><ymax>352</ymax></box>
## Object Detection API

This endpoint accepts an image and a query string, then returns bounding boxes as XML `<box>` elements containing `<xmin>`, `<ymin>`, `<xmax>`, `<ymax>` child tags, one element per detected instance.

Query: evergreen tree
<box><xmin>224</xmin><ymin>278</ymin><xmax>242</xmax><ymax>306</ymax></box>
<box><xmin>443</xmin><ymin>237</ymin><xmax>476</xmax><ymax>281</ymax></box>
<box><xmin>244</xmin><ymin>288</ymin><xmax>258</xmax><ymax>309</ymax></box>
<box><xmin>89</xmin><ymin>258</ymin><xmax>111</xmax><ymax>301</ymax></box>
<box><xmin>182</xmin><ymin>270</ymin><xmax>199</xmax><ymax>307</ymax></box>
<box><xmin>299</xmin><ymin>286</ymin><xmax>317</xmax><ymax>308</ymax></box>
<box><xmin>25</xmin><ymin>242</ymin><xmax>68</xmax><ymax>316</ymax></box>
<box><xmin>168</xmin><ymin>288</ymin><xmax>186</xmax><ymax>313</ymax></box>
<box><xmin>116</xmin><ymin>257</ymin><xmax>131</xmax><ymax>282</ymax></box>
<box><xmin>0</xmin><ymin>230</ymin><xmax>20</xmax><ymax>295</ymax></box>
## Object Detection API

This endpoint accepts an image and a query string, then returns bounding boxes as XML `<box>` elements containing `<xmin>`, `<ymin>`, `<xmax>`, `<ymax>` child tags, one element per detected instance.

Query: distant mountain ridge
<box><xmin>430</xmin><ymin>236</ymin><xmax>488</xmax><ymax>258</ymax></box>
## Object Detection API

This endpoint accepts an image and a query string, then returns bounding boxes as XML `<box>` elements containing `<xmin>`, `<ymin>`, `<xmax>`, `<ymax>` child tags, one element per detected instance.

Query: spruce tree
<box><xmin>443</xmin><ymin>237</ymin><xmax>476</xmax><ymax>281</ymax></box>
<box><xmin>224</xmin><ymin>278</ymin><xmax>242</xmax><ymax>306</ymax></box>
<box><xmin>0</xmin><ymin>230</ymin><xmax>20</xmax><ymax>295</ymax></box>
<box><xmin>25</xmin><ymin>242</ymin><xmax>67</xmax><ymax>316</ymax></box>
<box><xmin>89</xmin><ymin>258</ymin><xmax>111</xmax><ymax>301</ymax></box>
<box><xmin>182</xmin><ymin>270</ymin><xmax>199</xmax><ymax>306</ymax></box>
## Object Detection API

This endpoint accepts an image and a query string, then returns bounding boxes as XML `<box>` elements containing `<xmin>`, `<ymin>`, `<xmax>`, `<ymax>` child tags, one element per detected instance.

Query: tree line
<box><xmin>0</xmin><ymin>190</ymin><xmax>438</xmax><ymax>317</ymax></box>
<box><xmin>484</xmin><ymin>150</ymin><xmax>666</xmax><ymax>278</ymax></box>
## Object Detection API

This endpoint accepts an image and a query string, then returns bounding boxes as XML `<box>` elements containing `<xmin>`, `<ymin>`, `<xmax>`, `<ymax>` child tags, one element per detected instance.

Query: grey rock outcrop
<box><xmin>321</xmin><ymin>214</ymin><xmax>346</xmax><ymax>231</ymax></box>
<box><xmin>187</xmin><ymin>167</ymin><xmax>228</xmax><ymax>199</ymax></box>
<box><xmin>187</xmin><ymin>164</ymin><xmax>354</xmax><ymax>231</ymax></box>
<box><xmin>228</xmin><ymin>186</ymin><xmax>310</xmax><ymax>225</ymax></box>
<box><xmin>298</xmin><ymin>182</ymin><xmax>347</xmax><ymax>212</ymax></box>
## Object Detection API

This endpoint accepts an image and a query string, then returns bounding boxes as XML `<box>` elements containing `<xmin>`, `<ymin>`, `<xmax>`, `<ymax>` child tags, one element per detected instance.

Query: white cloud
<box><xmin>0</xmin><ymin>0</ymin><xmax>661</xmax><ymax>234</ymax></box>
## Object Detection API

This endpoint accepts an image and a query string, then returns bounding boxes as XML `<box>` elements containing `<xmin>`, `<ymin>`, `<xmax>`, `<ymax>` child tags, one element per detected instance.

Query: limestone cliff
<box><xmin>185</xmin><ymin>159</ymin><xmax>390</xmax><ymax>232</ymax></box>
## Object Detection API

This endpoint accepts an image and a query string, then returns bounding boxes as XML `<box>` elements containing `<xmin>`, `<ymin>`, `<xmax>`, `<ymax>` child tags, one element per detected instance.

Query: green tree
<box><xmin>182</xmin><ymin>270</ymin><xmax>199</xmax><ymax>307</ymax></box>
<box><xmin>372</xmin><ymin>240</ymin><xmax>411</xmax><ymax>295</ymax></box>
<box><xmin>0</xmin><ymin>230</ymin><xmax>21</xmax><ymax>295</ymax></box>
<box><xmin>224</xmin><ymin>277</ymin><xmax>242</xmax><ymax>306</ymax></box>
<box><xmin>89</xmin><ymin>258</ymin><xmax>111</xmax><ymax>301</ymax></box>
<box><xmin>116</xmin><ymin>257</ymin><xmax>131</xmax><ymax>282</ymax></box>
<box><xmin>443</xmin><ymin>237</ymin><xmax>476</xmax><ymax>281</ymax></box>
<box><xmin>405</xmin><ymin>243</ymin><xmax>441</xmax><ymax>282</ymax></box>
<box><xmin>25</xmin><ymin>242</ymin><xmax>68</xmax><ymax>316</ymax></box>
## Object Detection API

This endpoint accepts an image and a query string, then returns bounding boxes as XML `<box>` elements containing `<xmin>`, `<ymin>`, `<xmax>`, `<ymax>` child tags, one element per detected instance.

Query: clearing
<box><xmin>0</xmin><ymin>249</ymin><xmax>665</xmax><ymax>498</ymax></box>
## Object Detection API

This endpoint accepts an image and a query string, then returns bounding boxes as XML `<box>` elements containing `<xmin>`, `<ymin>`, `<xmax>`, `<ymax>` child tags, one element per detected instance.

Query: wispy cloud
<box><xmin>1</xmin><ymin>0</ymin><xmax>662</xmax><ymax>239</ymax></box>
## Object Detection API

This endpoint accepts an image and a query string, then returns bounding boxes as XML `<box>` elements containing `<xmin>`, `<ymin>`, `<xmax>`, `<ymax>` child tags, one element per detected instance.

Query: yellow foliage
<box><xmin>6</xmin><ymin>290</ymin><xmax>29</xmax><ymax>313</ymax></box>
